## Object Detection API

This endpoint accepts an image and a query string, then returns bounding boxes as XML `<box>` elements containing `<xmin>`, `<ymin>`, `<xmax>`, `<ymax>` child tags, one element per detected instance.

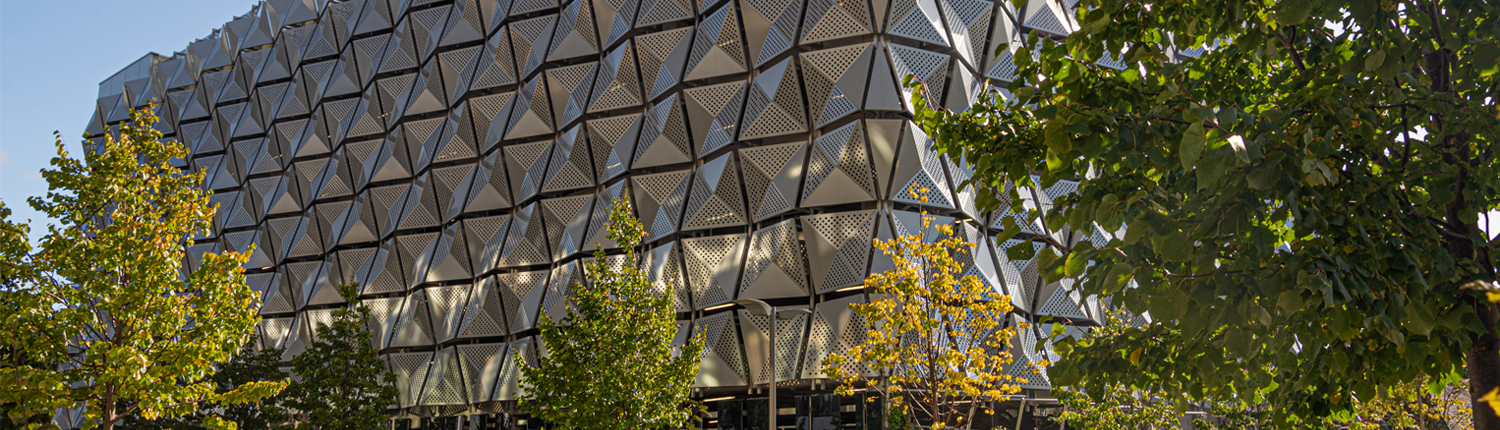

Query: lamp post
<box><xmin>733</xmin><ymin>298</ymin><xmax>810</xmax><ymax>430</ymax></box>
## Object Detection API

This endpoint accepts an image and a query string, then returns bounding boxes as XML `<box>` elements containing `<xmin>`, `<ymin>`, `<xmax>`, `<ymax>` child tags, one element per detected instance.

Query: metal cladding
<box><xmin>90</xmin><ymin>0</ymin><xmax>1124</xmax><ymax>416</ymax></box>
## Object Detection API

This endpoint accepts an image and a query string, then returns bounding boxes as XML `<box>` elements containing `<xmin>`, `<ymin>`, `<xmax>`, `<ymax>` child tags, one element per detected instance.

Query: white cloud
<box><xmin>0</xmin><ymin>148</ymin><xmax>9</xmax><ymax>166</ymax></box>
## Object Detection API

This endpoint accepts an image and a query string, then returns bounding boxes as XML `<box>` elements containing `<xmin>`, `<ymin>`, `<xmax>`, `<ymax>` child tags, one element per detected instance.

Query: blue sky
<box><xmin>0</xmin><ymin>1</ymin><xmax>259</xmax><ymax>240</ymax></box>
<box><xmin>0</xmin><ymin>1</ymin><xmax>1494</xmax><ymax>243</ymax></box>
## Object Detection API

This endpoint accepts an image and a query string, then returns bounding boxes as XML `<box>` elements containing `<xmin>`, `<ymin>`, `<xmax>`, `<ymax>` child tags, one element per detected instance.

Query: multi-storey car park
<box><xmin>74</xmin><ymin>0</ymin><xmax>1201</xmax><ymax>428</ymax></box>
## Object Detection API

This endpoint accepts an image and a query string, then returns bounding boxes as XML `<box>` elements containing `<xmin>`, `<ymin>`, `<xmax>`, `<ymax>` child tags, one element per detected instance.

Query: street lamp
<box><xmin>732</xmin><ymin>298</ymin><xmax>810</xmax><ymax>430</ymax></box>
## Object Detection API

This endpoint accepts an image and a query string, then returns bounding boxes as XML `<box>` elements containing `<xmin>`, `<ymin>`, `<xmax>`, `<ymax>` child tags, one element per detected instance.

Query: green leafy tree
<box><xmin>0</xmin><ymin>107</ymin><xmax>286</xmax><ymax>429</ymax></box>
<box><xmin>121</xmin><ymin>345</ymin><xmax>287</xmax><ymax>430</ymax></box>
<box><xmin>912</xmin><ymin>0</ymin><xmax>1499</xmax><ymax>426</ymax></box>
<box><xmin>521</xmin><ymin>195</ymin><xmax>704</xmax><ymax>430</ymax></box>
<box><xmin>278</xmin><ymin>284</ymin><xmax>398</xmax><ymax>430</ymax></box>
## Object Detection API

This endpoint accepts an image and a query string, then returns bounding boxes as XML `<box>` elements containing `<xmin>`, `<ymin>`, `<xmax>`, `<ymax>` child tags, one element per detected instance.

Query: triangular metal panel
<box><xmin>440</xmin><ymin>0</ymin><xmax>493</xmax><ymax>48</ymax></box>
<box><xmin>587</xmin><ymin>41</ymin><xmax>643</xmax><ymax>113</ymax></box>
<box><xmin>547</xmin><ymin>0</ymin><xmax>601</xmax><ymax>62</ymax></box>
<box><xmin>642</xmin><ymin>241</ymin><xmax>692</xmax><ymax>312</ymax></box>
<box><xmin>682</xmin><ymin>233</ymin><xmax>746</xmax><ymax>310</ymax></box>
<box><xmin>503</xmin><ymin>140</ymin><xmax>555</xmax><ymax>205</ymax></box>
<box><xmin>458</xmin><ymin>279</ymin><xmax>510</xmax><ymax>339</ymax></box>
<box><xmin>585</xmin><ymin>113</ymin><xmax>643</xmax><ymax>183</ymax></box>
<box><xmin>509</xmin><ymin>15</ymin><xmax>559</xmax><ymax>79</ymax></box>
<box><xmin>456</xmin><ymin>149</ymin><xmax>514</xmax><ymax>215</ymax></box>
<box><xmin>595</xmin><ymin>0</ymin><xmax>642</xmax><ymax>48</ymax></box>
<box><xmin>800</xmin><ymin>0</ymin><xmax>873</xmax><ymax>44</ymax></box>
<box><xmin>739</xmin><ymin>0</ymin><xmax>804</xmax><ymax>68</ymax></box>
<box><xmin>426</xmin><ymin>285</ymin><xmax>473</xmax><ymax>343</ymax></box>
<box><xmin>386</xmin><ymin>350</ymin><xmax>434</xmax><ymax>408</ymax></box>
<box><xmin>634</xmin><ymin>26</ymin><xmax>694</xmax><ymax>100</ymax></box>
<box><xmin>629</xmin><ymin>169</ymin><xmax>691</xmax><ymax>241</ymax></box>
<box><xmin>580</xmin><ymin>181</ymin><xmax>628</xmax><ymax>252</ymax></box>
<box><xmin>681</xmin><ymin>152</ymin><xmax>747</xmax><ymax>231</ymax></box>
<box><xmin>800</xmin><ymin>43</ymin><xmax>874</xmax><ymax>128</ymax></box>
<box><xmin>540</xmin><ymin>125</ymin><xmax>597</xmax><ymax>193</ymax></box>
<box><xmin>544</xmin><ymin>62</ymin><xmax>598</xmax><ymax>129</ymax></box>
<box><xmin>888</xmin><ymin>121</ymin><xmax>954</xmax><ymax>209</ymax></box>
<box><xmin>504</xmin><ymin>75</ymin><xmax>555</xmax><ymax>140</ymax></box>
<box><xmin>738</xmin><ymin>141</ymin><xmax>805</xmax><ymax>222</ymax></box>
<box><xmin>691</xmin><ymin>312</ymin><xmax>748</xmax><ymax>386</ymax></box>
<box><xmin>470</xmin><ymin>91</ymin><xmax>517</xmax><ymax>154</ymax></box>
<box><xmin>496</xmin><ymin>202</ymin><xmax>551</xmax><ymax>268</ymax></box>
<box><xmin>738</xmin><ymin>219</ymin><xmax>808</xmax><ymax>300</ymax></box>
<box><xmin>496</xmin><ymin>270</ymin><xmax>550</xmax><ymax>333</ymax></box>
<box><xmin>886</xmin><ymin>0</ymin><xmax>950</xmax><ymax>46</ymax></box>
<box><xmin>738</xmin><ymin>305</ymin><xmax>808</xmax><ymax>384</ymax></box>
<box><xmin>471</xmin><ymin>27</ymin><xmax>520</xmax><ymax>91</ymax></box>
<box><xmin>939</xmin><ymin>0</ymin><xmax>992</xmax><ymax>70</ymax></box>
<box><xmin>464</xmin><ymin>213</ymin><xmax>514</xmax><ymax>274</ymax></box>
<box><xmin>540</xmin><ymin>195</ymin><xmax>594</xmax><ymax>262</ymax></box>
<box><xmin>635</xmin><ymin>0</ymin><xmax>694</xmax><ymax>27</ymax></box>
<box><xmin>801</xmin><ymin>120</ymin><xmax>876</xmax><ymax>207</ymax></box>
<box><xmin>739</xmin><ymin>57</ymin><xmax>806</xmax><ymax>140</ymax></box>
<box><xmin>885</xmin><ymin>43</ymin><xmax>949</xmax><ymax>113</ymax></box>
<box><xmin>633</xmin><ymin>94</ymin><xmax>693</xmax><ymax>168</ymax></box>
<box><xmin>683</xmin><ymin>81</ymin><xmax>747</xmax><ymax>157</ymax></box>
<box><xmin>493</xmin><ymin>337</ymin><xmax>537</xmax><ymax>400</ymax></box>
<box><xmin>801</xmin><ymin>294</ymin><xmax>873</xmax><ymax>379</ymax></box>
<box><xmin>684</xmin><ymin>4</ymin><xmax>747</xmax><ymax>81</ymax></box>
<box><xmin>800</xmin><ymin>210</ymin><xmax>876</xmax><ymax>293</ymax></box>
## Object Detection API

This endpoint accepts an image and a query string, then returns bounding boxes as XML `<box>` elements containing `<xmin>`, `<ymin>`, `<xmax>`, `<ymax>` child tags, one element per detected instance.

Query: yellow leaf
<box><xmin>1129</xmin><ymin>348</ymin><xmax>1142</xmax><ymax>365</ymax></box>
<box><xmin>1481</xmin><ymin>388</ymin><xmax>1500</xmax><ymax>417</ymax></box>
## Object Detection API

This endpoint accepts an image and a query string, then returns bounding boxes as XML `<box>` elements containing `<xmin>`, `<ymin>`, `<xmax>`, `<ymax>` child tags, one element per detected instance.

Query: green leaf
<box><xmin>1364</xmin><ymin>50</ymin><xmax>1386</xmax><ymax>72</ymax></box>
<box><xmin>1065</xmin><ymin>250</ymin><xmax>1089</xmax><ymax>277</ymax></box>
<box><xmin>1275</xmin><ymin>0</ymin><xmax>1313</xmax><ymax>25</ymax></box>
<box><xmin>1180</xmin><ymin>123</ymin><xmax>1206</xmax><ymax>170</ymax></box>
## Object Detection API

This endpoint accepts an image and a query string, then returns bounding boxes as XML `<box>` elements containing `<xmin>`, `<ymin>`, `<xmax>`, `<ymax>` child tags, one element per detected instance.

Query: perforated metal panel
<box><xmin>634</xmin><ymin>94</ymin><xmax>693</xmax><ymax>168</ymax></box>
<box><xmin>800</xmin><ymin>210</ymin><xmax>877</xmax><ymax>293</ymax></box>
<box><xmin>739</xmin><ymin>219</ymin><xmax>808</xmax><ymax>300</ymax></box>
<box><xmin>681</xmin><ymin>152</ymin><xmax>747</xmax><ymax>232</ymax></box>
<box><xmin>738</xmin><ymin>57</ymin><xmax>806</xmax><ymax>140</ymax></box>
<box><xmin>643</xmin><ymin>241</ymin><xmax>692</xmax><ymax>312</ymax></box>
<box><xmin>739</xmin><ymin>307</ymin><xmax>808</xmax><ymax>384</ymax></box>
<box><xmin>682</xmin><ymin>233</ymin><xmax>746</xmax><ymax>310</ymax></box>
<box><xmin>458</xmin><ymin>276</ymin><xmax>510</xmax><ymax>339</ymax></box>
<box><xmin>802</xmin><ymin>120</ymin><xmax>876</xmax><ymax>207</ymax></box>
<box><xmin>588</xmin><ymin>41</ymin><xmax>643</xmax><ymax>113</ymax></box>
<box><xmin>738</xmin><ymin>141</ymin><xmax>805</xmax><ymax>222</ymax></box>
<box><xmin>630</xmin><ymin>169</ymin><xmax>692</xmax><ymax>241</ymax></box>
<box><xmin>801</xmin><ymin>294</ymin><xmax>873</xmax><ymax>379</ymax></box>
<box><xmin>800</xmin><ymin>43</ymin><xmax>874</xmax><ymax>128</ymax></box>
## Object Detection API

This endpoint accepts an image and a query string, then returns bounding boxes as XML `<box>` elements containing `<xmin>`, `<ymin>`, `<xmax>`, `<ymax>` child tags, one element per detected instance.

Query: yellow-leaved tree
<box><xmin>0</xmin><ymin>106</ymin><xmax>286</xmax><ymax>430</ymax></box>
<box><xmin>824</xmin><ymin>187</ymin><xmax>1022</xmax><ymax>430</ymax></box>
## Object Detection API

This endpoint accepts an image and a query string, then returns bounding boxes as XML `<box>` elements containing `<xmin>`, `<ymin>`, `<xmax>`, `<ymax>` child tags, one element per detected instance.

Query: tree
<box><xmin>0</xmin><ymin>107</ymin><xmax>286</xmax><ymax>429</ymax></box>
<box><xmin>121</xmin><ymin>345</ymin><xmax>287</xmax><ymax>430</ymax></box>
<box><xmin>912</xmin><ymin>0</ymin><xmax>1499</xmax><ymax>425</ymax></box>
<box><xmin>0</xmin><ymin>204</ymin><xmax>51</xmax><ymax>429</ymax></box>
<box><xmin>520</xmin><ymin>195</ymin><xmax>704</xmax><ymax>430</ymax></box>
<box><xmin>278</xmin><ymin>284</ymin><xmax>398</xmax><ymax>430</ymax></box>
<box><xmin>823</xmin><ymin>187</ymin><xmax>1022</xmax><ymax>430</ymax></box>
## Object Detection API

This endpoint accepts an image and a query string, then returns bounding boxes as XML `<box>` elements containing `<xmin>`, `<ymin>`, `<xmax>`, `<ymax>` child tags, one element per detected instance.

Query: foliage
<box><xmin>1057</xmin><ymin>385</ymin><xmax>1183</xmax><ymax>430</ymax></box>
<box><xmin>824</xmin><ymin>187</ymin><xmax>1022</xmax><ymax>430</ymax></box>
<box><xmin>521</xmin><ymin>195</ymin><xmax>704</xmax><ymax>430</ymax></box>
<box><xmin>0</xmin><ymin>106</ymin><xmax>286</xmax><ymax>430</ymax></box>
<box><xmin>1345</xmin><ymin>375</ymin><xmax>1471</xmax><ymax>430</ymax></box>
<box><xmin>1056</xmin><ymin>309</ymin><xmax>1198</xmax><ymax>430</ymax></box>
<box><xmin>278</xmin><ymin>284</ymin><xmax>398</xmax><ymax>430</ymax></box>
<box><xmin>121</xmin><ymin>345</ymin><xmax>288</xmax><ymax>430</ymax></box>
<box><xmin>911</xmin><ymin>0</ymin><xmax>1500</xmax><ymax>424</ymax></box>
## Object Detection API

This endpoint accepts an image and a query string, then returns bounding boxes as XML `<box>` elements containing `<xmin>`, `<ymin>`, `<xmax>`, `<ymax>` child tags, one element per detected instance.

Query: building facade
<box><xmin>79</xmin><ymin>0</ymin><xmax>1146</xmax><ymax>427</ymax></box>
